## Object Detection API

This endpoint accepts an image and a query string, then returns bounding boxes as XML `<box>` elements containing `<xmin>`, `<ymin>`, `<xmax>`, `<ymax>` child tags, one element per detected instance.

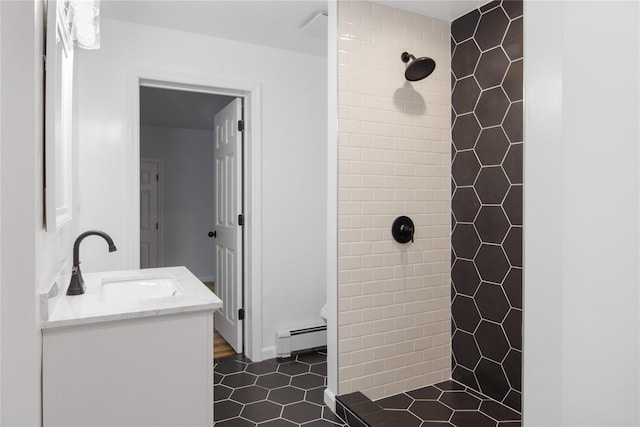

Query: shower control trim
<box><xmin>392</xmin><ymin>216</ymin><xmax>415</xmax><ymax>244</ymax></box>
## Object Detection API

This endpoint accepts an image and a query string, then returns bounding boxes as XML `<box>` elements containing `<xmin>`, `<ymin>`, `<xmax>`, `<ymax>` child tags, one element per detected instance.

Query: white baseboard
<box><xmin>324</xmin><ymin>388</ymin><xmax>336</xmax><ymax>412</ymax></box>
<box><xmin>262</xmin><ymin>346</ymin><xmax>277</xmax><ymax>361</ymax></box>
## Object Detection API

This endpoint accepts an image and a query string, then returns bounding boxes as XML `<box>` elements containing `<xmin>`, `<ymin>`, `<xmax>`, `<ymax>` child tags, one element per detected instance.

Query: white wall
<box><xmin>141</xmin><ymin>125</ymin><xmax>216</xmax><ymax>280</ymax></box>
<box><xmin>524</xmin><ymin>1</ymin><xmax>640</xmax><ymax>425</ymax></box>
<box><xmin>1</xmin><ymin>1</ymin><xmax>76</xmax><ymax>424</ymax></box>
<box><xmin>76</xmin><ymin>18</ymin><xmax>327</xmax><ymax>358</ymax></box>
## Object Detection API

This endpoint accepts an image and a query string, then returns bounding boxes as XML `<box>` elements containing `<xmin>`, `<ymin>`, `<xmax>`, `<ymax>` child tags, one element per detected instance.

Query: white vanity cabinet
<box><xmin>41</xmin><ymin>267</ymin><xmax>221</xmax><ymax>427</ymax></box>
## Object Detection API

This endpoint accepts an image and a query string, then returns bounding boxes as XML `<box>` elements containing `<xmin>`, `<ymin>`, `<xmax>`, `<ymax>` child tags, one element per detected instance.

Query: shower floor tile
<box><xmin>214</xmin><ymin>350</ymin><xmax>347</xmax><ymax>426</ymax></box>
<box><xmin>337</xmin><ymin>380</ymin><xmax>521</xmax><ymax>427</ymax></box>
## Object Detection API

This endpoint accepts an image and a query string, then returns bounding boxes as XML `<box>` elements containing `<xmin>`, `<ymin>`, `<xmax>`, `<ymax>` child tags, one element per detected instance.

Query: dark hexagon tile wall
<box><xmin>450</xmin><ymin>0</ymin><xmax>523</xmax><ymax>413</ymax></box>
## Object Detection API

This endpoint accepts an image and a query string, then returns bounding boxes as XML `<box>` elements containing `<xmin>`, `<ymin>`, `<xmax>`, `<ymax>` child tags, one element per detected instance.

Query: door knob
<box><xmin>208</xmin><ymin>231</ymin><xmax>216</xmax><ymax>238</ymax></box>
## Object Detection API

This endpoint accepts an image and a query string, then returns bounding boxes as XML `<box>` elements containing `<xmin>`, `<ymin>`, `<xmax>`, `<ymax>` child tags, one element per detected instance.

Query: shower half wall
<box><xmin>337</xmin><ymin>0</ymin><xmax>452</xmax><ymax>399</ymax></box>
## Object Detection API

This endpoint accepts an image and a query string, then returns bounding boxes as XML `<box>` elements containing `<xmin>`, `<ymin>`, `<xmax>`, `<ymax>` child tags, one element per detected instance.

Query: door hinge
<box><xmin>238</xmin><ymin>214</ymin><xmax>245</xmax><ymax>226</ymax></box>
<box><xmin>238</xmin><ymin>308</ymin><xmax>245</xmax><ymax>320</ymax></box>
<box><xmin>155</xmin><ymin>223</ymin><xmax>159</xmax><ymax>230</ymax></box>
<box><xmin>238</xmin><ymin>120</ymin><xmax>245</xmax><ymax>132</ymax></box>
<box><xmin>156</xmin><ymin>174</ymin><xmax>159</xmax><ymax>181</ymax></box>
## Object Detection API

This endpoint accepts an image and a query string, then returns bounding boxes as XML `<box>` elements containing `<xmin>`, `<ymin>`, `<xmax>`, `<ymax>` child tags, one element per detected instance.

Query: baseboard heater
<box><xmin>276</xmin><ymin>325</ymin><xmax>327</xmax><ymax>358</ymax></box>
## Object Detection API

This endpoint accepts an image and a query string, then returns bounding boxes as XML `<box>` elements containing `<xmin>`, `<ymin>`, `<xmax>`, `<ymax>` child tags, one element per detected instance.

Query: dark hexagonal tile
<box><xmin>282</xmin><ymin>401</ymin><xmax>323</xmax><ymax>424</ymax></box>
<box><xmin>481</xmin><ymin>399</ymin><xmax>520</xmax><ymax>421</ymax></box>
<box><xmin>230</xmin><ymin>385</ymin><xmax>269</xmax><ymax>404</ymax></box>
<box><xmin>503</xmin><ymin>101</ymin><xmax>523</xmax><ymax>143</ymax></box>
<box><xmin>452</xmin><ymin>151</ymin><xmax>481</xmax><ymax>186</ymax></box>
<box><xmin>476</xmin><ymin>47</ymin><xmax>510</xmax><ymax>89</ymax></box>
<box><xmin>452</xmin><ymin>187</ymin><xmax>481</xmax><ymax>223</ymax></box>
<box><xmin>258</xmin><ymin>419</ymin><xmax>297</xmax><ymax>427</ymax></box>
<box><xmin>475</xmin><ymin>167</ymin><xmax>510</xmax><ymax>204</ymax></box>
<box><xmin>269</xmin><ymin>385</ymin><xmax>305</xmax><ymax>406</ymax></box>
<box><xmin>503</xmin><ymin>185</ymin><xmax>522</xmax><ymax>226</ymax></box>
<box><xmin>377</xmin><ymin>393</ymin><xmax>413</xmax><ymax>410</ymax></box>
<box><xmin>475</xmin><ymin>282</ymin><xmax>510</xmax><ymax>322</ymax></box>
<box><xmin>452</xmin><ymin>9</ymin><xmax>480</xmax><ymax>43</ymax></box>
<box><xmin>245</xmin><ymin>361</ymin><xmax>279</xmax><ymax>375</ymax></box>
<box><xmin>214</xmin><ymin>399</ymin><xmax>243</xmax><ymax>421</ymax></box>
<box><xmin>452</xmin><ymin>330</ymin><xmax>481</xmax><ymax>369</ymax></box>
<box><xmin>476</xmin><ymin>320</ymin><xmax>511</xmax><ymax>362</ymax></box>
<box><xmin>451</xmin><ymin>411</ymin><xmax>497</xmax><ymax>427</ymax></box>
<box><xmin>222</xmin><ymin>372</ymin><xmax>257</xmax><ymax>388</ymax></box>
<box><xmin>241</xmin><ymin>400</ymin><xmax>283</xmax><ymax>423</ymax></box>
<box><xmin>452</xmin><ymin>224</ymin><xmax>481</xmax><ymax>259</ymax></box>
<box><xmin>216</xmin><ymin>360</ymin><xmax>248</xmax><ymax>374</ymax></box>
<box><xmin>305</xmin><ymin>386</ymin><xmax>326</xmax><ymax>406</ymax></box>
<box><xmin>503</xmin><ymin>268</ymin><xmax>522</xmax><ymax>309</ymax></box>
<box><xmin>480</xmin><ymin>0</ymin><xmax>500</xmax><ymax>12</ymax></box>
<box><xmin>216</xmin><ymin>418</ymin><xmax>255</xmax><ymax>427</ymax></box>
<box><xmin>453</xmin><ymin>77</ymin><xmax>481</xmax><ymax>115</ymax></box>
<box><xmin>475</xmin><ymin>7</ymin><xmax>509</xmax><ymax>50</ymax></box>
<box><xmin>475</xmin><ymin>87</ymin><xmax>510</xmax><ymax>127</ymax></box>
<box><xmin>297</xmin><ymin>352</ymin><xmax>327</xmax><ymax>365</ymax></box>
<box><xmin>452</xmin><ymin>295</ymin><xmax>481</xmax><ymax>333</ymax></box>
<box><xmin>256</xmin><ymin>372</ymin><xmax>291</xmax><ymax>388</ymax></box>
<box><xmin>452</xmin><ymin>39</ymin><xmax>481</xmax><ymax>79</ymax></box>
<box><xmin>502</xmin><ymin>0</ymin><xmax>523</xmax><ymax>19</ymax></box>
<box><xmin>503</xmin><ymin>59</ymin><xmax>523</xmax><ymax>102</ymax></box>
<box><xmin>503</xmin><ymin>227</ymin><xmax>522</xmax><ymax>267</ymax></box>
<box><xmin>278</xmin><ymin>362</ymin><xmax>310</xmax><ymax>376</ymax></box>
<box><xmin>214</xmin><ymin>372</ymin><xmax>223</xmax><ymax>384</ymax></box>
<box><xmin>215</xmin><ymin>384</ymin><xmax>234</xmax><ymax>402</ymax></box>
<box><xmin>475</xmin><ymin>206</ymin><xmax>510</xmax><ymax>244</ymax></box>
<box><xmin>393</xmin><ymin>412</ymin><xmax>423</xmax><ymax>427</ymax></box>
<box><xmin>439</xmin><ymin>391</ymin><xmax>481</xmax><ymax>410</ymax></box>
<box><xmin>452</xmin><ymin>364</ymin><xmax>480</xmax><ymax>391</ymax></box>
<box><xmin>406</xmin><ymin>385</ymin><xmax>442</xmax><ymax>400</ymax></box>
<box><xmin>476</xmin><ymin>358</ymin><xmax>510</xmax><ymax>401</ymax></box>
<box><xmin>475</xmin><ymin>127</ymin><xmax>510</xmax><ymax>166</ymax></box>
<box><xmin>323</xmin><ymin>406</ymin><xmax>346</xmax><ymax>424</ymax></box>
<box><xmin>409</xmin><ymin>400</ymin><xmax>453</xmax><ymax>421</ymax></box>
<box><xmin>503</xmin><ymin>349</ymin><xmax>522</xmax><ymax>391</ymax></box>
<box><xmin>310</xmin><ymin>362</ymin><xmax>327</xmax><ymax>376</ymax></box>
<box><xmin>503</xmin><ymin>390</ymin><xmax>522</xmax><ymax>412</ymax></box>
<box><xmin>503</xmin><ymin>144</ymin><xmax>523</xmax><ymax>184</ymax></box>
<box><xmin>452</xmin><ymin>114</ymin><xmax>482</xmax><ymax>151</ymax></box>
<box><xmin>504</xmin><ymin>309</ymin><xmax>522</xmax><ymax>351</ymax></box>
<box><xmin>435</xmin><ymin>380</ymin><xmax>466</xmax><ymax>391</ymax></box>
<box><xmin>503</xmin><ymin>17</ymin><xmax>523</xmax><ymax>60</ymax></box>
<box><xmin>475</xmin><ymin>244</ymin><xmax>510</xmax><ymax>284</ymax></box>
<box><xmin>291</xmin><ymin>373</ymin><xmax>325</xmax><ymax>389</ymax></box>
<box><xmin>451</xmin><ymin>259</ymin><xmax>481</xmax><ymax>296</ymax></box>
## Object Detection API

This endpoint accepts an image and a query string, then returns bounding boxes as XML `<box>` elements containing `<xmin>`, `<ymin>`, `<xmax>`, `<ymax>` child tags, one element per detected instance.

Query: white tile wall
<box><xmin>338</xmin><ymin>0</ymin><xmax>452</xmax><ymax>400</ymax></box>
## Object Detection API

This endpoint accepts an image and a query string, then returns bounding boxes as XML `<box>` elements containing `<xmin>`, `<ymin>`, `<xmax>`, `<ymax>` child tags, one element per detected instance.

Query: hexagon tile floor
<box><xmin>214</xmin><ymin>350</ymin><xmax>347</xmax><ymax>426</ymax></box>
<box><xmin>336</xmin><ymin>379</ymin><xmax>521</xmax><ymax>427</ymax></box>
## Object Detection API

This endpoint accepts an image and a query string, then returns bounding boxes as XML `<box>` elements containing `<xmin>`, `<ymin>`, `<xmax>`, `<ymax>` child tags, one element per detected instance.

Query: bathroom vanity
<box><xmin>40</xmin><ymin>267</ymin><xmax>222</xmax><ymax>427</ymax></box>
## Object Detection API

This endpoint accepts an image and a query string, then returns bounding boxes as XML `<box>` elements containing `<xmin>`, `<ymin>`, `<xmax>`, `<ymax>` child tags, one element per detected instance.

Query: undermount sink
<box><xmin>100</xmin><ymin>273</ymin><xmax>182</xmax><ymax>302</ymax></box>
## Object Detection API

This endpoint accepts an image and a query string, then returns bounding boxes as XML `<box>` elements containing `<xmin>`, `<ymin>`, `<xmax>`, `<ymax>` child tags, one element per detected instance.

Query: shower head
<box><xmin>401</xmin><ymin>52</ymin><xmax>436</xmax><ymax>81</ymax></box>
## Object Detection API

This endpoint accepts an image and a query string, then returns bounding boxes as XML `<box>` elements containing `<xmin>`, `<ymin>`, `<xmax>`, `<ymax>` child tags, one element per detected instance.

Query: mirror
<box><xmin>45</xmin><ymin>0</ymin><xmax>74</xmax><ymax>230</ymax></box>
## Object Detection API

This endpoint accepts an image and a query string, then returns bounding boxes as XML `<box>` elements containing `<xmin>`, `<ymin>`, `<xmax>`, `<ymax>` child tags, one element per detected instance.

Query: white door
<box><xmin>214</xmin><ymin>99</ymin><xmax>243</xmax><ymax>353</ymax></box>
<box><xmin>140</xmin><ymin>161</ymin><xmax>159</xmax><ymax>268</ymax></box>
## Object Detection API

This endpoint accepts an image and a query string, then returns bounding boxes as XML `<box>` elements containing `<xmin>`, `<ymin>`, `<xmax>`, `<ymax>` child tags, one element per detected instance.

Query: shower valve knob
<box><xmin>392</xmin><ymin>216</ymin><xmax>415</xmax><ymax>244</ymax></box>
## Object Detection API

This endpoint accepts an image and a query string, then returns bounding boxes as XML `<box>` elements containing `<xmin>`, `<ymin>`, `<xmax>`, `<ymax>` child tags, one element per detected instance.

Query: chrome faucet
<box><xmin>67</xmin><ymin>230</ymin><xmax>117</xmax><ymax>296</ymax></box>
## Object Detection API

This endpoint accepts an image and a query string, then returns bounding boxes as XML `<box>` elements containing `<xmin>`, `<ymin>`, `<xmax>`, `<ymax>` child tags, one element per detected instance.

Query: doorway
<box><xmin>138</xmin><ymin>84</ymin><xmax>245</xmax><ymax>355</ymax></box>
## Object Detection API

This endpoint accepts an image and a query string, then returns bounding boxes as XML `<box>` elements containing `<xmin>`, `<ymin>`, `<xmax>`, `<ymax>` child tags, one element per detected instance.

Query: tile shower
<box><xmin>337</xmin><ymin>0</ymin><xmax>523</xmax><ymax>424</ymax></box>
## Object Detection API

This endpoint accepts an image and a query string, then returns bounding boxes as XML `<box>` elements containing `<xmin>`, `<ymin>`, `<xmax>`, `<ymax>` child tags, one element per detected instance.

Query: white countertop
<box><xmin>41</xmin><ymin>266</ymin><xmax>222</xmax><ymax>329</ymax></box>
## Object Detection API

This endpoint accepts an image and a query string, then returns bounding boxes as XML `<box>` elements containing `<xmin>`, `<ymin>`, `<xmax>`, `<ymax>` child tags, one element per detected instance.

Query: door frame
<box><xmin>140</xmin><ymin>157</ymin><xmax>163</xmax><ymax>267</ymax></box>
<box><xmin>128</xmin><ymin>69</ymin><xmax>263</xmax><ymax>361</ymax></box>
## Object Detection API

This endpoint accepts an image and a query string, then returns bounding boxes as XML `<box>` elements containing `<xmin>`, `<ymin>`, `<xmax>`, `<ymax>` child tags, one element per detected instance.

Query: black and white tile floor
<box><xmin>214</xmin><ymin>350</ymin><xmax>347</xmax><ymax>426</ymax></box>
<box><xmin>215</xmin><ymin>352</ymin><xmax>520</xmax><ymax>427</ymax></box>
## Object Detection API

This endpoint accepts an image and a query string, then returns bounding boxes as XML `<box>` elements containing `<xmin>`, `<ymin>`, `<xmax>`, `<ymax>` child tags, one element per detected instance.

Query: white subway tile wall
<box><xmin>337</xmin><ymin>0</ymin><xmax>452</xmax><ymax>400</ymax></box>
